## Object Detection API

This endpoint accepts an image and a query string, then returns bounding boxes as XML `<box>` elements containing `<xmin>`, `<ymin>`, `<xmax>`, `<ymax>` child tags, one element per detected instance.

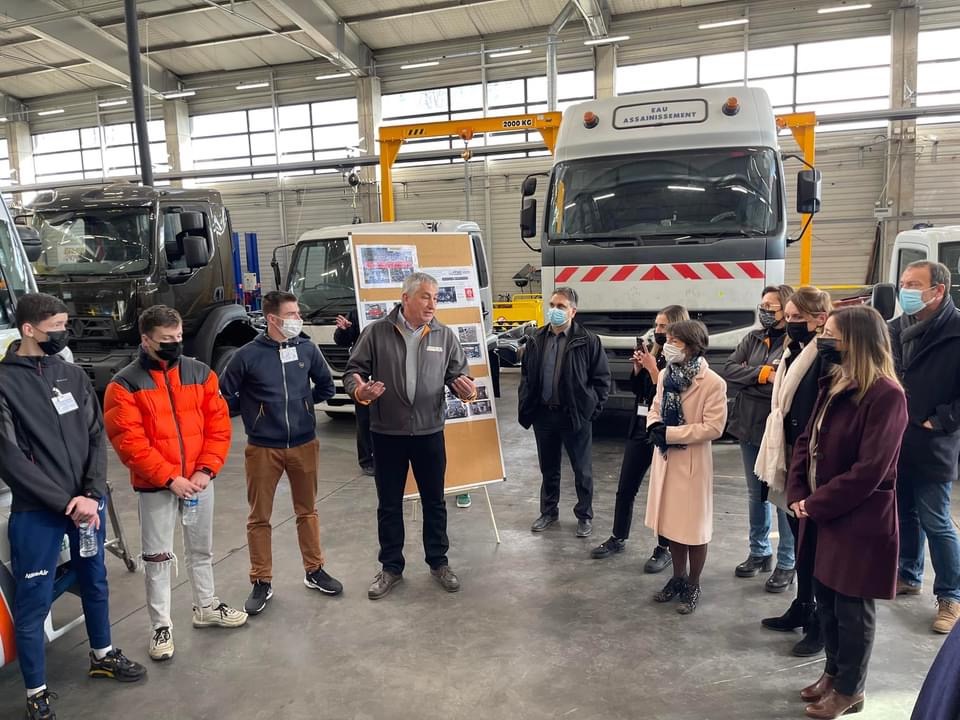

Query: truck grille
<box><xmin>69</xmin><ymin>316</ymin><xmax>118</xmax><ymax>341</ymax></box>
<box><xmin>318</xmin><ymin>345</ymin><xmax>350</xmax><ymax>372</ymax></box>
<box><xmin>576</xmin><ymin>310</ymin><xmax>755</xmax><ymax>337</ymax></box>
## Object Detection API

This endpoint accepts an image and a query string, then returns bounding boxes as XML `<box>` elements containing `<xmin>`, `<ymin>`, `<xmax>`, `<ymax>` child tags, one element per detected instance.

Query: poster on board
<box><xmin>349</xmin><ymin>232</ymin><xmax>506</xmax><ymax>498</ymax></box>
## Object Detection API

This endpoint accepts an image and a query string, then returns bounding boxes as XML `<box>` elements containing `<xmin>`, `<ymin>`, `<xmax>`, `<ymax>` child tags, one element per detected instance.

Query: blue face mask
<box><xmin>899</xmin><ymin>287</ymin><xmax>932</xmax><ymax>316</ymax></box>
<box><xmin>546</xmin><ymin>307</ymin><xmax>568</xmax><ymax>327</ymax></box>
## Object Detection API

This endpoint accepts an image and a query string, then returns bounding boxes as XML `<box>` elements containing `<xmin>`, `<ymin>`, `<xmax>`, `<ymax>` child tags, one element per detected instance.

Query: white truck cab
<box><xmin>890</xmin><ymin>226</ymin><xmax>960</xmax><ymax>308</ymax></box>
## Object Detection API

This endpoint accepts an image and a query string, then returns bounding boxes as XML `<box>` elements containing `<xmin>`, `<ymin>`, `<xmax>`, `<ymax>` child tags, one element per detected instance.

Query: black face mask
<box><xmin>37</xmin><ymin>330</ymin><xmax>69</xmax><ymax>356</ymax></box>
<box><xmin>155</xmin><ymin>341</ymin><xmax>182</xmax><ymax>363</ymax></box>
<box><xmin>817</xmin><ymin>337</ymin><xmax>842</xmax><ymax>366</ymax></box>
<box><xmin>758</xmin><ymin>309</ymin><xmax>779</xmax><ymax>330</ymax></box>
<box><xmin>654</xmin><ymin>332</ymin><xmax>667</xmax><ymax>347</ymax></box>
<box><xmin>786</xmin><ymin>321</ymin><xmax>816</xmax><ymax>345</ymax></box>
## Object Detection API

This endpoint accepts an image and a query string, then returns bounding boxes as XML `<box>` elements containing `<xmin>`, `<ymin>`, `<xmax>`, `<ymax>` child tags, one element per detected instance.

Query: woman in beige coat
<box><xmin>644</xmin><ymin>320</ymin><xmax>728</xmax><ymax>614</ymax></box>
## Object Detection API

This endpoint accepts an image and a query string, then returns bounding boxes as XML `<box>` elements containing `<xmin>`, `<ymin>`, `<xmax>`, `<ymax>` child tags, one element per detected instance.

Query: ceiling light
<box><xmin>489</xmin><ymin>49</ymin><xmax>533</xmax><ymax>58</ymax></box>
<box><xmin>163</xmin><ymin>90</ymin><xmax>196</xmax><ymax>99</ymax></box>
<box><xmin>400</xmin><ymin>61</ymin><xmax>440</xmax><ymax>70</ymax></box>
<box><xmin>37</xmin><ymin>108</ymin><xmax>64</xmax><ymax>116</ymax></box>
<box><xmin>0</xmin><ymin>117</ymin><xmax>7</xmax><ymax>123</ymax></box>
<box><xmin>236</xmin><ymin>82</ymin><xmax>269</xmax><ymax>90</ymax></box>
<box><xmin>817</xmin><ymin>3</ymin><xmax>872</xmax><ymax>13</ymax></box>
<box><xmin>584</xmin><ymin>35</ymin><xmax>630</xmax><ymax>46</ymax></box>
<box><xmin>315</xmin><ymin>72</ymin><xmax>351</xmax><ymax>80</ymax></box>
<box><xmin>98</xmin><ymin>99</ymin><xmax>127</xmax><ymax>108</ymax></box>
<box><xmin>698</xmin><ymin>18</ymin><xmax>749</xmax><ymax>29</ymax></box>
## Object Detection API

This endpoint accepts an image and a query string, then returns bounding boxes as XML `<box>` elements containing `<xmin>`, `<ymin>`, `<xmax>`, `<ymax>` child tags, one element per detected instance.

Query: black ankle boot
<box><xmin>762</xmin><ymin>599</ymin><xmax>811</xmax><ymax>632</ymax></box>
<box><xmin>792</xmin><ymin>607</ymin><xmax>825</xmax><ymax>657</ymax></box>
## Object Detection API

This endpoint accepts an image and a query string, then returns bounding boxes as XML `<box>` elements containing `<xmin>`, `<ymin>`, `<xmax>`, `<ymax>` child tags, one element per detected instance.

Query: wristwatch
<box><xmin>198</xmin><ymin>467</ymin><xmax>216</xmax><ymax>479</ymax></box>
<box><xmin>84</xmin><ymin>488</ymin><xmax>103</xmax><ymax>501</ymax></box>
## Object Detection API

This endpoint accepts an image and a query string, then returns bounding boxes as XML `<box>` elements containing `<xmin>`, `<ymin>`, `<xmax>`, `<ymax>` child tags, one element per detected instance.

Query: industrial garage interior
<box><xmin>1</xmin><ymin>0</ymin><xmax>960</xmax><ymax>718</ymax></box>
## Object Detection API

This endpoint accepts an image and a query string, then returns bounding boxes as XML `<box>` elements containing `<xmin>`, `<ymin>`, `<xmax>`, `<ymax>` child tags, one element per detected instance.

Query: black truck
<box><xmin>25</xmin><ymin>184</ymin><xmax>257</xmax><ymax>391</ymax></box>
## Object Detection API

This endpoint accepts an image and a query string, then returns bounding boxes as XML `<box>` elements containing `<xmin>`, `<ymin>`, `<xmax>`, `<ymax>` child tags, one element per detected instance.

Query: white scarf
<box><xmin>754</xmin><ymin>341</ymin><xmax>819</xmax><ymax>507</ymax></box>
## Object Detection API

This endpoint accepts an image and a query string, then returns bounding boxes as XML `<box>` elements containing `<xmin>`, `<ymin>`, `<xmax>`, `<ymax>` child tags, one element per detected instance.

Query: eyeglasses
<box><xmin>757</xmin><ymin>304</ymin><xmax>782</xmax><ymax>312</ymax></box>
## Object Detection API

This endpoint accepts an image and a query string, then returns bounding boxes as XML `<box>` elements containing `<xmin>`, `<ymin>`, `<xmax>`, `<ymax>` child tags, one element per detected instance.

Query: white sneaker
<box><xmin>193</xmin><ymin>602</ymin><xmax>248</xmax><ymax>628</ymax></box>
<box><xmin>149</xmin><ymin>626</ymin><xmax>174</xmax><ymax>661</ymax></box>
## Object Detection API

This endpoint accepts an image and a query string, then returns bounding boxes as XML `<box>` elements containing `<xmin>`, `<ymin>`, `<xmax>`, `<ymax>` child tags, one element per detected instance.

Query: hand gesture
<box><xmin>66</xmin><ymin>496</ymin><xmax>101</xmax><ymax>529</ymax></box>
<box><xmin>190</xmin><ymin>471</ymin><xmax>211</xmax><ymax>491</ymax></box>
<box><xmin>169</xmin><ymin>475</ymin><xmax>203</xmax><ymax>500</ymax></box>
<box><xmin>451</xmin><ymin>376</ymin><xmax>476</xmax><ymax>401</ymax></box>
<box><xmin>353</xmin><ymin>373</ymin><xmax>386</xmax><ymax>403</ymax></box>
<box><xmin>639</xmin><ymin>349</ymin><xmax>658</xmax><ymax>376</ymax></box>
<box><xmin>790</xmin><ymin>500</ymin><xmax>808</xmax><ymax>518</ymax></box>
<box><xmin>335</xmin><ymin>315</ymin><xmax>353</xmax><ymax>330</ymax></box>
<box><xmin>631</xmin><ymin>349</ymin><xmax>645</xmax><ymax>375</ymax></box>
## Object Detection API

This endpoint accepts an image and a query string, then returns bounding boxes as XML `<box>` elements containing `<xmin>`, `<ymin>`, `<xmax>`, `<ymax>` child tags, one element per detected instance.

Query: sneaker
<box><xmin>653</xmin><ymin>576</ymin><xmax>687</xmax><ymax>603</ymax></box>
<box><xmin>431</xmin><ymin>565</ymin><xmax>461</xmax><ymax>593</ymax></box>
<box><xmin>148</xmin><ymin>627</ymin><xmax>174</xmax><ymax>661</ymax></box>
<box><xmin>897</xmin><ymin>578</ymin><xmax>922</xmax><ymax>596</ymax></box>
<box><xmin>245</xmin><ymin>580</ymin><xmax>273</xmax><ymax>615</ymax></box>
<box><xmin>193</xmin><ymin>602</ymin><xmax>248</xmax><ymax>628</ymax></box>
<box><xmin>677</xmin><ymin>583</ymin><xmax>701</xmax><ymax>615</ymax></box>
<box><xmin>305</xmin><ymin>567</ymin><xmax>344</xmax><ymax>595</ymax></box>
<box><xmin>368</xmin><ymin>569</ymin><xmax>403</xmax><ymax>600</ymax></box>
<box><xmin>591</xmin><ymin>536</ymin><xmax>625</xmax><ymax>559</ymax></box>
<box><xmin>456</xmin><ymin>494</ymin><xmax>472</xmax><ymax>508</ymax></box>
<box><xmin>644</xmin><ymin>545</ymin><xmax>672</xmax><ymax>574</ymax></box>
<box><xmin>88</xmin><ymin>648</ymin><xmax>147</xmax><ymax>682</ymax></box>
<box><xmin>933</xmin><ymin>599</ymin><xmax>960</xmax><ymax>634</ymax></box>
<box><xmin>25</xmin><ymin>690</ymin><xmax>57</xmax><ymax>720</ymax></box>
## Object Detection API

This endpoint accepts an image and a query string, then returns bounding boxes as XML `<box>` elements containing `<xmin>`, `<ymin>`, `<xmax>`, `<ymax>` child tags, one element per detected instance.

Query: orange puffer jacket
<box><xmin>104</xmin><ymin>350</ymin><xmax>232</xmax><ymax>491</ymax></box>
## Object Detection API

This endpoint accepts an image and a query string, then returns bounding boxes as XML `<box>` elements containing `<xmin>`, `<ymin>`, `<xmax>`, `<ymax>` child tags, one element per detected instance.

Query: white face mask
<box><xmin>662</xmin><ymin>343</ymin><xmax>686</xmax><ymax>365</ymax></box>
<box><xmin>276</xmin><ymin>317</ymin><xmax>303</xmax><ymax>339</ymax></box>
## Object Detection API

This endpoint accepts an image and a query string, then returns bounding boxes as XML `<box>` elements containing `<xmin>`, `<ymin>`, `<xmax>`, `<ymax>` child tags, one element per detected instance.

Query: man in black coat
<box><xmin>889</xmin><ymin>260</ymin><xmax>960</xmax><ymax>634</ymax></box>
<box><xmin>518</xmin><ymin>286</ymin><xmax>610</xmax><ymax>538</ymax></box>
<box><xmin>335</xmin><ymin>309</ymin><xmax>374</xmax><ymax>476</ymax></box>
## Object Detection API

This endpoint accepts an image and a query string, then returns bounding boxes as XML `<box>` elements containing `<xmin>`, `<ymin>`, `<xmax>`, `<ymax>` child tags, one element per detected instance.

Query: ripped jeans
<box><xmin>139</xmin><ymin>484</ymin><xmax>218</xmax><ymax>630</ymax></box>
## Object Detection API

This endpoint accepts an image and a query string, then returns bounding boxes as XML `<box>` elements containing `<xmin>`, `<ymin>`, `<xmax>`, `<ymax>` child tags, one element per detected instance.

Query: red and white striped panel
<box><xmin>553</xmin><ymin>261</ymin><xmax>764</xmax><ymax>283</ymax></box>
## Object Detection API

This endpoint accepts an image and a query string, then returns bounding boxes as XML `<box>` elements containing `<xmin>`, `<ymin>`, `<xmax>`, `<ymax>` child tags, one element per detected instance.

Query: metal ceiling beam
<box><xmin>0</xmin><ymin>60</ymin><xmax>86</xmax><ymax>81</ymax></box>
<box><xmin>265</xmin><ymin>0</ymin><xmax>371</xmax><ymax>72</ymax></box>
<box><xmin>342</xmin><ymin>0</ymin><xmax>508</xmax><ymax>24</ymax></box>
<box><xmin>0</xmin><ymin>0</ymin><xmax>181</xmax><ymax>95</ymax></box>
<box><xmin>572</xmin><ymin>0</ymin><xmax>609</xmax><ymax>38</ymax></box>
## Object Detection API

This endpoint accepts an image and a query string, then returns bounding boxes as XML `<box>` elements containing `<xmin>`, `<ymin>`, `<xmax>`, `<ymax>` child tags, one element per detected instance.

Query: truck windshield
<box><xmin>287</xmin><ymin>238</ymin><xmax>355</xmax><ymax>317</ymax></box>
<box><xmin>0</xmin><ymin>217</ymin><xmax>35</xmax><ymax>327</ymax></box>
<box><xmin>546</xmin><ymin>147</ymin><xmax>781</xmax><ymax>244</ymax></box>
<box><xmin>32</xmin><ymin>208</ymin><xmax>152</xmax><ymax>275</ymax></box>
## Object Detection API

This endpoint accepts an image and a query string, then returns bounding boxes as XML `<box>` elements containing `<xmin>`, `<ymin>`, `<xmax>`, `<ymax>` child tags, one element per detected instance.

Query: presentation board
<box><xmin>349</xmin><ymin>232</ymin><xmax>506</xmax><ymax>498</ymax></box>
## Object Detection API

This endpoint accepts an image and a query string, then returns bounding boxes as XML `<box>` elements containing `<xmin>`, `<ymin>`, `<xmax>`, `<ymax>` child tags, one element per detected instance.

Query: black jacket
<box><xmin>333</xmin><ymin>309</ymin><xmax>361</xmax><ymax>349</ymax></box>
<box><xmin>518</xmin><ymin>322</ymin><xmax>611</xmax><ymax>431</ymax></box>
<box><xmin>782</xmin><ymin>341</ymin><xmax>828</xmax><ymax>448</ymax></box>
<box><xmin>220</xmin><ymin>332</ymin><xmax>335</xmax><ymax>449</ymax></box>
<box><xmin>0</xmin><ymin>343</ymin><xmax>106</xmax><ymax>513</ymax></box>
<box><xmin>627</xmin><ymin>352</ymin><xmax>666</xmax><ymax>439</ymax></box>
<box><xmin>889</xmin><ymin>296</ymin><xmax>960</xmax><ymax>484</ymax></box>
<box><xmin>722</xmin><ymin>328</ymin><xmax>787</xmax><ymax>446</ymax></box>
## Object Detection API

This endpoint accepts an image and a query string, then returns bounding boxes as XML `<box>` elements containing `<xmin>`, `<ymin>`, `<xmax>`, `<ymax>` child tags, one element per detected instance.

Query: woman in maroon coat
<box><xmin>786</xmin><ymin>305</ymin><xmax>907</xmax><ymax>720</ymax></box>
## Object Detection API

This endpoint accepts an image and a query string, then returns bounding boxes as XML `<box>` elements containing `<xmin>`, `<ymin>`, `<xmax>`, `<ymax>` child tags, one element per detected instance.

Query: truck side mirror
<box><xmin>797</xmin><ymin>169</ymin><xmax>822</xmax><ymax>215</ymax></box>
<box><xmin>871</xmin><ymin>282</ymin><xmax>897</xmax><ymax>321</ymax></box>
<box><xmin>180</xmin><ymin>211</ymin><xmax>208</xmax><ymax>239</ymax></box>
<box><xmin>521</xmin><ymin>197</ymin><xmax>538</xmax><ymax>239</ymax></box>
<box><xmin>521</xmin><ymin>176</ymin><xmax>538</xmax><ymax>197</ymax></box>
<box><xmin>183</xmin><ymin>234</ymin><xmax>211</xmax><ymax>269</ymax></box>
<box><xmin>271</xmin><ymin>258</ymin><xmax>282</xmax><ymax>290</ymax></box>
<box><xmin>15</xmin><ymin>225</ymin><xmax>42</xmax><ymax>262</ymax></box>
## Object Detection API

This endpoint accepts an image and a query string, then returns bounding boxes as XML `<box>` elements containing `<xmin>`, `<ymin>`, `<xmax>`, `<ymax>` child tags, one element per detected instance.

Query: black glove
<box><xmin>646</xmin><ymin>422</ymin><xmax>667</xmax><ymax>450</ymax></box>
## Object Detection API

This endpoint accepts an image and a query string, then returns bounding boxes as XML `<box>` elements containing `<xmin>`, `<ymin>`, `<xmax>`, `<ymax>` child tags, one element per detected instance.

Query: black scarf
<box><xmin>900</xmin><ymin>296</ymin><xmax>957</xmax><ymax>368</ymax></box>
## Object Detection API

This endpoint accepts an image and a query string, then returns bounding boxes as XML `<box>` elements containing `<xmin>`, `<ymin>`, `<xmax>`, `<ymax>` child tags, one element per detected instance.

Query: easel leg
<box><xmin>483</xmin><ymin>486</ymin><xmax>501</xmax><ymax>545</ymax></box>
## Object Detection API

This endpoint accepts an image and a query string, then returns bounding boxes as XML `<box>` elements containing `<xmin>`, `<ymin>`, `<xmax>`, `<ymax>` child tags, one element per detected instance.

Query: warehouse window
<box><xmin>917</xmin><ymin>28</ymin><xmax>960</xmax><ymax>124</ymax></box>
<box><xmin>102</xmin><ymin>120</ymin><xmax>169</xmax><ymax>178</ymax></box>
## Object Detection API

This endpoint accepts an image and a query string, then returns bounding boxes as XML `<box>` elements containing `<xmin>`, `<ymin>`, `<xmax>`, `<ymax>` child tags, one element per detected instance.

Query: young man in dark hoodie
<box><xmin>220</xmin><ymin>290</ymin><xmax>343</xmax><ymax>615</ymax></box>
<box><xmin>0</xmin><ymin>293</ymin><xmax>145</xmax><ymax>720</ymax></box>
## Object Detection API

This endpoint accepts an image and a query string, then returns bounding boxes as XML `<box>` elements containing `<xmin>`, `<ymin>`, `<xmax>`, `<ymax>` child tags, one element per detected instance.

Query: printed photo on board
<box><xmin>358</xmin><ymin>245</ymin><xmax>418</xmax><ymax>288</ymax></box>
<box><xmin>462</xmin><ymin>343</ymin><xmax>482</xmax><ymax>361</ymax></box>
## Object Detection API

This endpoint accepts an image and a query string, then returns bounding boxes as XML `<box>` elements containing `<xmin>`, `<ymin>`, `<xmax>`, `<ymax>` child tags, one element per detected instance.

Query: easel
<box><xmin>408</xmin><ymin>482</ymin><xmax>502</xmax><ymax>544</ymax></box>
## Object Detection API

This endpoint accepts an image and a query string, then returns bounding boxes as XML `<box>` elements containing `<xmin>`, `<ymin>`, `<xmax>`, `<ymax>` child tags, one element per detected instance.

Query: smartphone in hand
<box><xmin>635</xmin><ymin>336</ymin><xmax>648</xmax><ymax>353</ymax></box>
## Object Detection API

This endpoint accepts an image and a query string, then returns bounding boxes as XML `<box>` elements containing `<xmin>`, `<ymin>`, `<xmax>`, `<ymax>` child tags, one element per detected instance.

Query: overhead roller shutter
<box><xmin>915</xmin><ymin>125</ymin><xmax>960</xmax><ymax>225</ymax></box>
<box><xmin>207</xmin><ymin>179</ymin><xmax>283</xmax><ymax>283</ymax></box>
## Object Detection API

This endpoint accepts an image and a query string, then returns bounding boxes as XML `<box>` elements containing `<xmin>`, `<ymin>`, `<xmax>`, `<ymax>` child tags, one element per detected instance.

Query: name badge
<box><xmin>280</xmin><ymin>347</ymin><xmax>298</xmax><ymax>363</ymax></box>
<box><xmin>426</xmin><ymin>346</ymin><xmax>443</xmax><ymax>353</ymax></box>
<box><xmin>52</xmin><ymin>391</ymin><xmax>79</xmax><ymax>415</ymax></box>
<box><xmin>636</xmin><ymin>405</ymin><xmax>649</xmax><ymax>417</ymax></box>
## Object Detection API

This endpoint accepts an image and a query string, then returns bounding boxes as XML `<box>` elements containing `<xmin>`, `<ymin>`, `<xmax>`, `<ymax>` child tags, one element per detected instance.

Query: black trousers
<box><xmin>372</xmin><ymin>431</ymin><xmax>448</xmax><ymax>574</ymax></box>
<box><xmin>612</xmin><ymin>434</ymin><xmax>668</xmax><ymax>547</ymax></box>
<box><xmin>355</xmin><ymin>402</ymin><xmax>374</xmax><ymax>469</ymax></box>
<box><xmin>789</xmin><ymin>514</ymin><xmax>818</xmax><ymax>605</ymax></box>
<box><xmin>815</xmin><ymin>579</ymin><xmax>876</xmax><ymax>697</ymax></box>
<box><xmin>533</xmin><ymin>407</ymin><xmax>593</xmax><ymax>520</ymax></box>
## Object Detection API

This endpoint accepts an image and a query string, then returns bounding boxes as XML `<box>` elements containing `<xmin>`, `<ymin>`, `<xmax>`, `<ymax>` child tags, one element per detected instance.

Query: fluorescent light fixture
<box><xmin>698</xmin><ymin>18</ymin><xmax>749</xmax><ymax>29</ymax></box>
<box><xmin>400</xmin><ymin>61</ymin><xmax>440</xmax><ymax>70</ymax></box>
<box><xmin>0</xmin><ymin>117</ymin><xmax>7</xmax><ymax>123</ymax></box>
<box><xmin>98</xmin><ymin>99</ymin><xmax>127</xmax><ymax>108</ymax></box>
<box><xmin>594</xmin><ymin>192</ymin><xmax>616</xmax><ymax>201</ymax></box>
<box><xmin>37</xmin><ymin>108</ymin><xmax>64</xmax><ymax>116</ymax></box>
<box><xmin>315</xmin><ymin>72</ymin><xmax>351</xmax><ymax>80</ymax></box>
<box><xmin>817</xmin><ymin>3</ymin><xmax>872</xmax><ymax>13</ymax></box>
<box><xmin>236</xmin><ymin>81</ymin><xmax>269</xmax><ymax>90</ymax></box>
<box><xmin>668</xmin><ymin>185</ymin><xmax>706</xmax><ymax>192</ymax></box>
<box><xmin>489</xmin><ymin>49</ymin><xmax>533</xmax><ymax>58</ymax></box>
<box><xmin>584</xmin><ymin>35</ymin><xmax>630</xmax><ymax>46</ymax></box>
<box><xmin>163</xmin><ymin>90</ymin><xmax>196</xmax><ymax>99</ymax></box>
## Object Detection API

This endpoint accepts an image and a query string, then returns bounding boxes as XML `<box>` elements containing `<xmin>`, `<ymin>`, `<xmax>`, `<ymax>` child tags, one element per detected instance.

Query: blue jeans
<box><xmin>8</xmin><ymin>505</ymin><xmax>111</xmax><ymax>689</ymax></box>
<box><xmin>742</xmin><ymin>442</ymin><xmax>795</xmax><ymax>570</ymax></box>
<box><xmin>898</xmin><ymin>478</ymin><xmax>960</xmax><ymax>603</ymax></box>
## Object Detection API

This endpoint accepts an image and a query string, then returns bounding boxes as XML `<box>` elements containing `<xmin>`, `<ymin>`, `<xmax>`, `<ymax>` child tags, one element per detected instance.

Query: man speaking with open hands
<box><xmin>345</xmin><ymin>272</ymin><xmax>476</xmax><ymax>600</ymax></box>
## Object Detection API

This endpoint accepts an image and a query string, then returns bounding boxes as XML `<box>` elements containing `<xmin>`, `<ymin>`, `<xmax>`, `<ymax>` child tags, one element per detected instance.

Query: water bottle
<box><xmin>79</xmin><ymin>522</ymin><xmax>98</xmax><ymax>558</ymax></box>
<box><xmin>182</xmin><ymin>495</ymin><xmax>199</xmax><ymax>526</ymax></box>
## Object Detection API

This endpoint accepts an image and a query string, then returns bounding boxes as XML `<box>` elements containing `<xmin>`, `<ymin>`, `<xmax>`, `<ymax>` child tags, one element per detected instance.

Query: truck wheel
<box><xmin>212</xmin><ymin>346</ymin><xmax>239</xmax><ymax>377</ymax></box>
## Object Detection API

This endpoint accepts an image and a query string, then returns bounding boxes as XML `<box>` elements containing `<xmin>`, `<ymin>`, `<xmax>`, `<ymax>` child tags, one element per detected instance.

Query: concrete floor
<box><xmin>0</xmin><ymin>370</ymin><xmax>948</xmax><ymax>719</ymax></box>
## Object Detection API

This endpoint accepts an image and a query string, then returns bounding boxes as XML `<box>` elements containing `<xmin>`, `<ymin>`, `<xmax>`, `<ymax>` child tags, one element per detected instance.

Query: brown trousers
<box><xmin>245</xmin><ymin>438</ymin><xmax>325</xmax><ymax>582</ymax></box>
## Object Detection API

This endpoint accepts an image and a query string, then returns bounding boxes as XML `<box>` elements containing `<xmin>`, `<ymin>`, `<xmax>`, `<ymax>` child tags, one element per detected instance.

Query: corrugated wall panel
<box><xmin>915</xmin><ymin>125</ymin><xmax>960</xmax><ymax>224</ymax></box>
